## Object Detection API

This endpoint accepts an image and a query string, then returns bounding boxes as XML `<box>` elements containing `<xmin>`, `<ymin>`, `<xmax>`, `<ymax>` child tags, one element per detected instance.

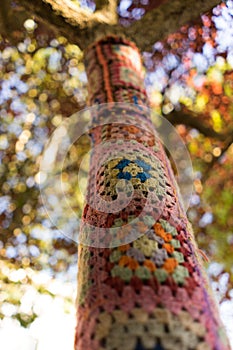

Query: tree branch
<box><xmin>166</xmin><ymin>110</ymin><xmax>229</xmax><ymax>140</ymax></box>
<box><xmin>2</xmin><ymin>0</ymin><xmax>120</xmax><ymax>49</ymax></box>
<box><xmin>41</xmin><ymin>0</ymin><xmax>118</xmax><ymax>28</ymax></box>
<box><xmin>4</xmin><ymin>0</ymin><xmax>222</xmax><ymax>52</ymax></box>
<box><xmin>0</xmin><ymin>0</ymin><xmax>9</xmax><ymax>37</ymax></box>
<box><xmin>126</xmin><ymin>0</ymin><xmax>221</xmax><ymax>52</ymax></box>
<box><xmin>0</xmin><ymin>0</ymin><xmax>28</xmax><ymax>42</ymax></box>
<box><xmin>95</xmin><ymin>0</ymin><xmax>110</xmax><ymax>11</ymax></box>
<box><xmin>166</xmin><ymin>110</ymin><xmax>233</xmax><ymax>183</ymax></box>
<box><xmin>202</xmin><ymin>133</ymin><xmax>233</xmax><ymax>182</ymax></box>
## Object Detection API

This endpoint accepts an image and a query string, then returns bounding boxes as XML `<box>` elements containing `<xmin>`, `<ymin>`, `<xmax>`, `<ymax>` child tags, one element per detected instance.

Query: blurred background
<box><xmin>0</xmin><ymin>0</ymin><xmax>233</xmax><ymax>349</ymax></box>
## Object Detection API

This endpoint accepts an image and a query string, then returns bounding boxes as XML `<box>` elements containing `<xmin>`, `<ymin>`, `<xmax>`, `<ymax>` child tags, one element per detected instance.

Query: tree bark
<box><xmin>75</xmin><ymin>35</ymin><xmax>230</xmax><ymax>350</ymax></box>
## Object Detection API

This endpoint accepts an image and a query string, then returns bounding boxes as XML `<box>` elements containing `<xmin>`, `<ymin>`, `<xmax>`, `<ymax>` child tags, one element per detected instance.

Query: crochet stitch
<box><xmin>75</xmin><ymin>36</ymin><xmax>230</xmax><ymax>350</ymax></box>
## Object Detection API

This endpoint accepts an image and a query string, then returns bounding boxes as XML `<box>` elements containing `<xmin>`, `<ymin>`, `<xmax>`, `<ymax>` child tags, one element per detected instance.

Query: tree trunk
<box><xmin>75</xmin><ymin>36</ymin><xmax>229</xmax><ymax>350</ymax></box>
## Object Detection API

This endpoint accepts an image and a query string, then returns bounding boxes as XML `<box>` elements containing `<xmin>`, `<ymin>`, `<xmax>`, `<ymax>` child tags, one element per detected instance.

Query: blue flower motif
<box><xmin>136</xmin><ymin>172</ymin><xmax>151</xmax><ymax>182</ymax></box>
<box><xmin>117</xmin><ymin>172</ymin><xmax>132</xmax><ymax>180</ymax></box>
<box><xmin>135</xmin><ymin>159</ymin><xmax>152</xmax><ymax>171</ymax></box>
<box><xmin>115</xmin><ymin>159</ymin><xmax>131</xmax><ymax>170</ymax></box>
<box><xmin>133</xmin><ymin>95</ymin><xmax>138</xmax><ymax>105</ymax></box>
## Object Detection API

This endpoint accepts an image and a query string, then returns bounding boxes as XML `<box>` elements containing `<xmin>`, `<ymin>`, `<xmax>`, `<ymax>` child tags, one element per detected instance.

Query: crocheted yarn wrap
<box><xmin>75</xmin><ymin>36</ymin><xmax>230</xmax><ymax>350</ymax></box>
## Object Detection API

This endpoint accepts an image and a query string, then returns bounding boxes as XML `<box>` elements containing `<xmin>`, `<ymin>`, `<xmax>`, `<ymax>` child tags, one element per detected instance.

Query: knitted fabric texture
<box><xmin>75</xmin><ymin>36</ymin><xmax>230</xmax><ymax>350</ymax></box>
